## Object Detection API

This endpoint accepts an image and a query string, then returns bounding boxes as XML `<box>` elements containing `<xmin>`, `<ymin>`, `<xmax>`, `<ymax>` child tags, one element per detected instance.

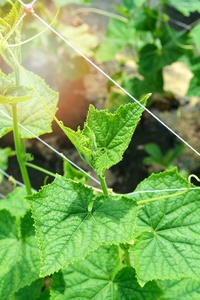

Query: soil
<box><xmin>0</xmin><ymin>0</ymin><xmax>200</xmax><ymax>196</ymax></box>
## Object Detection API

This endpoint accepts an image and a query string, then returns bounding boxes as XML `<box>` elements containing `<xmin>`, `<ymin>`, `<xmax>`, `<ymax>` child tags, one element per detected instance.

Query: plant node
<box><xmin>23</xmin><ymin>4</ymin><xmax>34</xmax><ymax>15</ymax></box>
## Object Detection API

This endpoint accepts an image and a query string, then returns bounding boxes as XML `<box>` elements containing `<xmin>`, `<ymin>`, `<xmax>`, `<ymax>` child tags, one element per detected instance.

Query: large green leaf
<box><xmin>0</xmin><ymin>187</ymin><xmax>29</xmax><ymax>218</ymax></box>
<box><xmin>0</xmin><ymin>68</ymin><xmax>58</xmax><ymax>138</ymax></box>
<box><xmin>158</xmin><ymin>278</ymin><xmax>200</xmax><ymax>299</ymax></box>
<box><xmin>0</xmin><ymin>210</ymin><xmax>40</xmax><ymax>300</ymax></box>
<box><xmin>163</xmin><ymin>0</ymin><xmax>200</xmax><ymax>16</ymax></box>
<box><xmin>129</xmin><ymin>169</ymin><xmax>200</xmax><ymax>286</ymax></box>
<box><xmin>51</xmin><ymin>245</ymin><xmax>163</xmax><ymax>299</ymax></box>
<box><xmin>63</xmin><ymin>96</ymin><xmax>149</xmax><ymax>176</ymax></box>
<box><xmin>26</xmin><ymin>175</ymin><xmax>139</xmax><ymax>276</ymax></box>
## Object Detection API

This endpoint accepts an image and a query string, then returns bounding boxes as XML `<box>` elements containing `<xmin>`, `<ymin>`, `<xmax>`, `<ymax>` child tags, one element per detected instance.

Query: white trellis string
<box><xmin>32</xmin><ymin>11</ymin><xmax>200</xmax><ymax>157</ymax></box>
<box><xmin>0</xmin><ymin>168</ymin><xmax>25</xmax><ymax>187</ymax></box>
<box><xmin>127</xmin><ymin>187</ymin><xmax>200</xmax><ymax>195</ymax></box>
<box><xmin>0</xmin><ymin>109</ymin><xmax>100</xmax><ymax>185</ymax></box>
<box><xmin>0</xmin><ymin>193</ymin><xmax>5</xmax><ymax>198</ymax></box>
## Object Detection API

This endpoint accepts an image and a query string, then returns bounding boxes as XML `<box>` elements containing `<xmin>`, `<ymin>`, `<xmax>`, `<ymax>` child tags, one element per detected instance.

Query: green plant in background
<box><xmin>95</xmin><ymin>0</ymin><xmax>200</xmax><ymax>110</ymax></box>
<box><xmin>0</xmin><ymin>2</ymin><xmax>200</xmax><ymax>300</ymax></box>
<box><xmin>143</xmin><ymin>142</ymin><xmax>189</xmax><ymax>177</ymax></box>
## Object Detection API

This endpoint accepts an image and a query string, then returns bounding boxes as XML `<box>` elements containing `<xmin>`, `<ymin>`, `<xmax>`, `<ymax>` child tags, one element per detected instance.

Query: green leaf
<box><xmin>0</xmin><ymin>2</ymin><xmax>23</xmax><ymax>66</ymax></box>
<box><xmin>0</xmin><ymin>187</ymin><xmax>29</xmax><ymax>218</ymax></box>
<box><xmin>63</xmin><ymin>160</ymin><xmax>89</xmax><ymax>184</ymax></box>
<box><xmin>63</xmin><ymin>96</ymin><xmax>149</xmax><ymax>176</ymax></box>
<box><xmin>129</xmin><ymin>168</ymin><xmax>200</xmax><ymax>286</ymax></box>
<box><xmin>187</xmin><ymin>76</ymin><xmax>200</xmax><ymax>97</ymax></box>
<box><xmin>0</xmin><ymin>147</ymin><xmax>12</xmax><ymax>182</ymax></box>
<box><xmin>186</xmin><ymin>57</ymin><xmax>200</xmax><ymax>97</ymax></box>
<box><xmin>26</xmin><ymin>175</ymin><xmax>139</xmax><ymax>276</ymax></box>
<box><xmin>51</xmin><ymin>245</ymin><xmax>163</xmax><ymax>299</ymax></box>
<box><xmin>190</xmin><ymin>23</ymin><xmax>200</xmax><ymax>54</ymax></box>
<box><xmin>158</xmin><ymin>278</ymin><xmax>200</xmax><ymax>299</ymax></box>
<box><xmin>122</xmin><ymin>0</ymin><xmax>146</xmax><ymax>11</ymax></box>
<box><xmin>37</xmin><ymin>289</ymin><xmax>50</xmax><ymax>300</ymax></box>
<box><xmin>169</xmin><ymin>143</ymin><xmax>185</xmax><ymax>162</ymax></box>
<box><xmin>0</xmin><ymin>210</ymin><xmax>40</xmax><ymax>300</ymax></box>
<box><xmin>163</xmin><ymin>0</ymin><xmax>200</xmax><ymax>16</ymax></box>
<box><xmin>57</xmin><ymin>23</ymin><xmax>98</xmax><ymax>58</ymax></box>
<box><xmin>14</xmin><ymin>278</ymin><xmax>43</xmax><ymax>300</ymax></box>
<box><xmin>0</xmin><ymin>67</ymin><xmax>58</xmax><ymax>138</ymax></box>
<box><xmin>95</xmin><ymin>19</ymin><xmax>135</xmax><ymax>63</ymax></box>
<box><xmin>0</xmin><ymin>70</ymin><xmax>33</xmax><ymax>103</ymax></box>
<box><xmin>144</xmin><ymin>143</ymin><xmax>163</xmax><ymax>161</ymax></box>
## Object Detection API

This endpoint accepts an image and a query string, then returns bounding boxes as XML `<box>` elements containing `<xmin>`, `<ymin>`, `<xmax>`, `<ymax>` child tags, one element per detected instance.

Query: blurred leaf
<box><xmin>163</xmin><ymin>0</ymin><xmax>200</xmax><ymax>16</ymax></box>
<box><xmin>58</xmin><ymin>23</ymin><xmax>98</xmax><ymax>58</ymax></box>
<box><xmin>52</xmin><ymin>0</ymin><xmax>93</xmax><ymax>6</ymax></box>
<box><xmin>122</xmin><ymin>0</ymin><xmax>146</xmax><ymax>11</ymax></box>
<box><xmin>144</xmin><ymin>143</ymin><xmax>163</xmax><ymax>161</ymax></box>
<box><xmin>190</xmin><ymin>23</ymin><xmax>200</xmax><ymax>54</ymax></box>
<box><xmin>170</xmin><ymin>143</ymin><xmax>185</xmax><ymax>162</ymax></box>
<box><xmin>95</xmin><ymin>19</ymin><xmax>135</xmax><ymax>63</ymax></box>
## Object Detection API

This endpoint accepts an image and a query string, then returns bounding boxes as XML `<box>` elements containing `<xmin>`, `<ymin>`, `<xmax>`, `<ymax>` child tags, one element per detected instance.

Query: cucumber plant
<box><xmin>95</xmin><ymin>0</ymin><xmax>200</xmax><ymax>109</ymax></box>
<box><xmin>0</xmin><ymin>2</ymin><xmax>200</xmax><ymax>300</ymax></box>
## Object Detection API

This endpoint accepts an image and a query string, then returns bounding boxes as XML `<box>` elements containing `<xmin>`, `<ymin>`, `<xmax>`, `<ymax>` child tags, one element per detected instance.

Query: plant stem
<box><xmin>12</xmin><ymin>104</ymin><xmax>32</xmax><ymax>195</ymax></box>
<box><xmin>25</xmin><ymin>162</ymin><xmax>56</xmax><ymax>178</ymax></box>
<box><xmin>98</xmin><ymin>175</ymin><xmax>109</xmax><ymax>196</ymax></box>
<box><xmin>124</xmin><ymin>250</ymin><xmax>131</xmax><ymax>267</ymax></box>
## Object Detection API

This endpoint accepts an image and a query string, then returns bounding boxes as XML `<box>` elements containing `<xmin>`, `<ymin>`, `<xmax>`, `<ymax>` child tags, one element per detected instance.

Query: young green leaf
<box><xmin>0</xmin><ymin>67</ymin><xmax>58</xmax><ymax>138</ymax></box>
<box><xmin>0</xmin><ymin>210</ymin><xmax>40</xmax><ymax>300</ymax></box>
<box><xmin>0</xmin><ymin>187</ymin><xmax>29</xmax><ymax>218</ymax></box>
<box><xmin>51</xmin><ymin>245</ymin><xmax>163</xmax><ymax>299</ymax></box>
<box><xmin>63</xmin><ymin>95</ymin><xmax>149</xmax><ymax>176</ymax></box>
<box><xmin>157</xmin><ymin>278</ymin><xmax>200</xmax><ymax>299</ymax></box>
<box><xmin>26</xmin><ymin>175</ymin><xmax>139</xmax><ymax>277</ymax></box>
<box><xmin>63</xmin><ymin>160</ymin><xmax>89</xmax><ymax>184</ymax></box>
<box><xmin>129</xmin><ymin>168</ymin><xmax>200</xmax><ymax>286</ymax></box>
